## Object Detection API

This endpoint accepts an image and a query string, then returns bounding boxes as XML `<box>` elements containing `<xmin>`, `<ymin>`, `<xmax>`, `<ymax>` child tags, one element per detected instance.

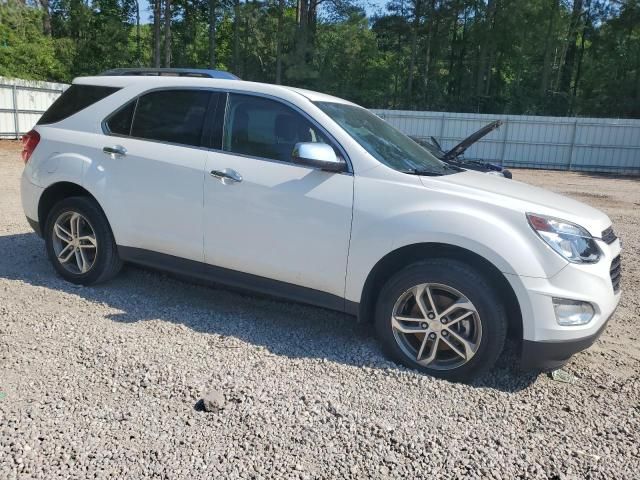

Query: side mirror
<box><xmin>292</xmin><ymin>142</ymin><xmax>346</xmax><ymax>173</ymax></box>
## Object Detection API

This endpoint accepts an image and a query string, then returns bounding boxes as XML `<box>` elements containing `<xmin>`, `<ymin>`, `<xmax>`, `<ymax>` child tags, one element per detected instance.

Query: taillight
<box><xmin>21</xmin><ymin>129</ymin><xmax>41</xmax><ymax>164</ymax></box>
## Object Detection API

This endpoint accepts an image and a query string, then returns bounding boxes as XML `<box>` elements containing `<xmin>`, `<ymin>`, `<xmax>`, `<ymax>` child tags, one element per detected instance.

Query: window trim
<box><xmin>220</xmin><ymin>91</ymin><xmax>352</xmax><ymax>174</ymax></box>
<box><xmin>102</xmin><ymin>98</ymin><xmax>139</xmax><ymax>137</ymax></box>
<box><xmin>102</xmin><ymin>88</ymin><xmax>212</xmax><ymax>148</ymax></box>
<box><xmin>101</xmin><ymin>86</ymin><xmax>352</xmax><ymax>174</ymax></box>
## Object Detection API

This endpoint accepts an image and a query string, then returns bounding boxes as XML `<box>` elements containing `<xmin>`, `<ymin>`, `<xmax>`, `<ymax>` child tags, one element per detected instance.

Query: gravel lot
<box><xmin>1</xmin><ymin>140</ymin><xmax>639</xmax><ymax>479</ymax></box>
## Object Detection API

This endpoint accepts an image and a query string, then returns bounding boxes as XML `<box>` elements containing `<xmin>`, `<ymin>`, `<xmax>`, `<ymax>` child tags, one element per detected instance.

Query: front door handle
<box><xmin>103</xmin><ymin>145</ymin><xmax>127</xmax><ymax>157</ymax></box>
<box><xmin>210</xmin><ymin>169</ymin><xmax>243</xmax><ymax>184</ymax></box>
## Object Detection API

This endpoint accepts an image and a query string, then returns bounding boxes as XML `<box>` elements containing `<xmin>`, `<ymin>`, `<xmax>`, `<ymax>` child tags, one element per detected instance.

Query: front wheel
<box><xmin>375</xmin><ymin>259</ymin><xmax>507</xmax><ymax>382</ymax></box>
<box><xmin>45</xmin><ymin>196</ymin><xmax>122</xmax><ymax>285</ymax></box>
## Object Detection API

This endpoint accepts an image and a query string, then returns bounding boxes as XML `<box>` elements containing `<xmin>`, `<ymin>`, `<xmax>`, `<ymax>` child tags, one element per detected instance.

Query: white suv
<box><xmin>20</xmin><ymin>69</ymin><xmax>621</xmax><ymax>381</ymax></box>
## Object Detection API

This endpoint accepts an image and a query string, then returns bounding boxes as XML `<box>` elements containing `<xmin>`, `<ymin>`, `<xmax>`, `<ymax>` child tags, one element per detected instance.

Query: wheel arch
<box><xmin>38</xmin><ymin>182</ymin><xmax>106</xmax><ymax>232</ymax></box>
<box><xmin>358</xmin><ymin>243</ymin><xmax>523</xmax><ymax>339</ymax></box>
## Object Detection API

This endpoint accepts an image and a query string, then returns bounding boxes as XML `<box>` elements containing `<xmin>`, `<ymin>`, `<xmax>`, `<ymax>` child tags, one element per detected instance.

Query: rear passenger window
<box><xmin>38</xmin><ymin>85</ymin><xmax>120</xmax><ymax>125</ymax></box>
<box><xmin>130</xmin><ymin>90</ymin><xmax>210</xmax><ymax>146</ymax></box>
<box><xmin>105</xmin><ymin>101</ymin><xmax>135</xmax><ymax>135</ymax></box>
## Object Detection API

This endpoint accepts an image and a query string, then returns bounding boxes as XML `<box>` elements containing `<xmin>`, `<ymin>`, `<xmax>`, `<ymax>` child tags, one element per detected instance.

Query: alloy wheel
<box><xmin>391</xmin><ymin>283</ymin><xmax>482</xmax><ymax>370</ymax></box>
<box><xmin>51</xmin><ymin>211</ymin><xmax>98</xmax><ymax>274</ymax></box>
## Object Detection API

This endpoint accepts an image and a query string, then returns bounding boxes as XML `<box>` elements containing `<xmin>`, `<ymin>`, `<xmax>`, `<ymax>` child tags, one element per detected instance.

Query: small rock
<box><xmin>201</xmin><ymin>389</ymin><xmax>226</xmax><ymax>412</ymax></box>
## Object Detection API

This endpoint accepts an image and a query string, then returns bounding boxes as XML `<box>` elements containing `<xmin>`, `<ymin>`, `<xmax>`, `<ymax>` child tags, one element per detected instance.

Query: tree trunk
<box><xmin>406</xmin><ymin>0</ymin><xmax>422</xmax><ymax>107</ymax></box>
<box><xmin>153</xmin><ymin>0</ymin><xmax>161</xmax><ymax>67</ymax></box>
<box><xmin>242</xmin><ymin>8</ymin><xmax>249</xmax><ymax>78</ymax></box>
<box><xmin>540</xmin><ymin>0</ymin><xmax>558</xmax><ymax>95</ymax></box>
<box><xmin>295</xmin><ymin>0</ymin><xmax>310</xmax><ymax>73</ymax></box>
<box><xmin>422</xmin><ymin>0</ymin><xmax>436</xmax><ymax>107</ymax></box>
<box><xmin>135</xmin><ymin>0</ymin><xmax>141</xmax><ymax>65</ymax></box>
<box><xmin>164</xmin><ymin>0</ymin><xmax>172</xmax><ymax>67</ymax></box>
<box><xmin>40</xmin><ymin>0</ymin><xmax>52</xmax><ymax>35</ymax></box>
<box><xmin>455</xmin><ymin>8</ymin><xmax>469</xmax><ymax>102</ymax></box>
<box><xmin>275</xmin><ymin>0</ymin><xmax>284</xmax><ymax>84</ymax></box>
<box><xmin>209</xmin><ymin>0</ymin><xmax>217</xmax><ymax>68</ymax></box>
<box><xmin>446</xmin><ymin>10</ymin><xmax>459</xmax><ymax>98</ymax></box>
<box><xmin>571</xmin><ymin>0</ymin><xmax>591</xmax><ymax>113</ymax></box>
<box><xmin>233</xmin><ymin>0</ymin><xmax>241</xmax><ymax>73</ymax></box>
<box><xmin>475</xmin><ymin>0</ymin><xmax>497</xmax><ymax>99</ymax></box>
<box><xmin>559</xmin><ymin>0</ymin><xmax>583</xmax><ymax>95</ymax></box>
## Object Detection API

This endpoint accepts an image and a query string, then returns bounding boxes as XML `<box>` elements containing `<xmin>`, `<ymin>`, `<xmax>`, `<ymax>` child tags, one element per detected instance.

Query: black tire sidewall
<box><xmin>44</xmin><ymin>197</ymin><xmax>115</xmax><ymax>285</ymax></box>
<box><xmin>375</xmin><ymin>259</ymin><xmax>507</xmax><ymax>382</ymax></box>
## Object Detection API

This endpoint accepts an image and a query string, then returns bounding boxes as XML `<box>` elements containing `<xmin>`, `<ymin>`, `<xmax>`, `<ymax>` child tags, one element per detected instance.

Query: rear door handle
<box><xmin>210</xmin><ymin>169</ymin><xmax>243</xmax><ymax>184</ymax></box>
<box><xmin>103</xmin><ymin>145</ymin><xmax>127</xmax><ymax>157</ymax></box>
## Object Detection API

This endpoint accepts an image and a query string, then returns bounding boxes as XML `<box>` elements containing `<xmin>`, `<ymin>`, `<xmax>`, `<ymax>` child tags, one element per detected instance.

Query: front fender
<box><xmin>345</xmin><ymin>205</ymin><xmax>567</xmax><ymax>304</ymax></box>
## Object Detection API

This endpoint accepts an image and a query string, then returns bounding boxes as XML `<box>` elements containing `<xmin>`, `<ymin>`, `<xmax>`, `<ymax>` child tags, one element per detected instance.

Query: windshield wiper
<box><xmin>402</xmin><ymin>168</ymin><xmax>444</xmax><ymax>176</ymax></box>
<box><xmin>403</xmin><ymin>163</ymin><xmax>463</xmax><ymax>176</ymax></box>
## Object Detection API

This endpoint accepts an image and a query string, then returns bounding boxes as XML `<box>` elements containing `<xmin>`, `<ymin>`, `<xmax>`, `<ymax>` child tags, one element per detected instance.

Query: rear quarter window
<box><xmin>37</xmin><ymin>84</ymin><xmax>120</xmax><ymax>125</ymax></box>
<box><xmin>105</xmin><ymin>101</ymin><xmax>136</xmax><ymax>136</ymax></box>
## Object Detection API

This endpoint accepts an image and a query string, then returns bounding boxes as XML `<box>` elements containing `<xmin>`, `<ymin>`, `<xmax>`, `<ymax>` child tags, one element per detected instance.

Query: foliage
<box><xmin>1</xmin><ymin>0</ymin><xmax>639</xmax><ymax>117</ymax></box>
<box><xmin>0</xmin><ymin>2</ymin><xmax>68</xmax><ymax>80</ymax></box>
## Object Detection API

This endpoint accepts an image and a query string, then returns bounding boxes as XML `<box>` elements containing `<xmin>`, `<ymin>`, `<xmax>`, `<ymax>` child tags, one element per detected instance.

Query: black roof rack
<box><xmin>101</xmin><ymin>68</ymin><xmax>239</xmax><ymax>80</ymax></box>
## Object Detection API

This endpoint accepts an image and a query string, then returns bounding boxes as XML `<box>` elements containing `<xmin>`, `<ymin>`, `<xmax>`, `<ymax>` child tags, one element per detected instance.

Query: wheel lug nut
<box><xmin>429</xmin><ymin>333</ymin><xmax>436</xmax><ymax>339</ymax></box>
<box><xmin>442</xmin><ymin>331</ymin><xmax>448</xmax><ymax>337</ymax></box>
<box><xmin>441</xmin><ymin>318</ymin><xmax>447</xmax><ymax>324</ymax></box>
<box><xmin>427</xmin><ymin>313</ymin><xmax>435</xmax><ymax>320</ymax></box>
<box><xmin>421</xmin><ymin>323</ymin><xmax>428</xmax><ymax>329</ymax></box>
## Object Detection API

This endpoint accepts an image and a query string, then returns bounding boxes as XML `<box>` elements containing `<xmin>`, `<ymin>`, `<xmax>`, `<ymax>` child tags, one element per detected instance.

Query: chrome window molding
<box><xmin>100</xmin><ymin>86</ymin><xmax>353</xmax><ymax>175</ymax></box>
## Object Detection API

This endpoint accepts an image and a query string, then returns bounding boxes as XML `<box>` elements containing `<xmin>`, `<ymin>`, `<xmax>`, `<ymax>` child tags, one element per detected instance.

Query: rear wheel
<box><xmin>375</xmin><ymin>259</ymin><xmax>507</xmax><ymax>382</ymax></box>
<box><xmin>45</xmin><ymin>196</ymin><xmax>122</xmax><ymax>285</ymax></box>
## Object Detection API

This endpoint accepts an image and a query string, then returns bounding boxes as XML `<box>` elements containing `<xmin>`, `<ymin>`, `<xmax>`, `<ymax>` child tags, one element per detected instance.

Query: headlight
<box><xmin>526</xmin><ymin>213</ymin><xmax>602</xmax><ymax>263</ymax></box>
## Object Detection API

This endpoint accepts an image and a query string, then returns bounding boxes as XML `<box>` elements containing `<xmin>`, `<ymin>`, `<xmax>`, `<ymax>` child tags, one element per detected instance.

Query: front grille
<box><xmin>602</xmin><ymin>226</ymin><xmax>617</xmax><ymax>245</ymax></box>
<box><xmin>610</xmin><ymin>255</ymin><xmax>621</xmax><ymax>293</ymax></box>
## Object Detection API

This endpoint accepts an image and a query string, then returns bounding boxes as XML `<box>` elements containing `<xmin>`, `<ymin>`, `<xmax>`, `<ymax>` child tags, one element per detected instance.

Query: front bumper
<box><xmin>513</xmin><ymin>237</ymin><xmax>621</xmax><ymax>370</ymax></box>
<box><xmin>520</xmin><ymin>306</ymin><xmax>615</xmax><ymax>370</ymax></box>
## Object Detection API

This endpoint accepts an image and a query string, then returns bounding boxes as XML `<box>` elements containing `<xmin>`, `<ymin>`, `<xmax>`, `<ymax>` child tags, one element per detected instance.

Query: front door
<box><xmin>203</xmin><ymin>93</ymin><xmax>353</xmax><ymax>300</ymax></box>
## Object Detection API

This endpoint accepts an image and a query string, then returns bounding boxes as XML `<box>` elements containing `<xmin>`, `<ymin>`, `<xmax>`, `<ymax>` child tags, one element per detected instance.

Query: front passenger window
<box><xmin>223</xmin><ymin>93</ymin><xmax>332</xmax><ymax>163</ymax></box>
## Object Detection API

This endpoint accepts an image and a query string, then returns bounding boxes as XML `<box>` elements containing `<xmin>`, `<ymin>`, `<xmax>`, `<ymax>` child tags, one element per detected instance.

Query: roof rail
<box><xmin>100</xmin><ymin>68</ymin><xmax>240</xmax><ymax>80</ymax></box>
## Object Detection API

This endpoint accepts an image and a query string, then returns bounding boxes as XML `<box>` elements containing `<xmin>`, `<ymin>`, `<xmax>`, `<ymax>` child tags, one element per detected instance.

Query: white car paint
<box><xmin>203</xmin><ymin>150</ymin><xmax>353</xmax><ymax>297</ymax></box>
<box><xmin>21</xmin><ymin>74</ymin><xmax>621</xmax><ymax>355</ymax></box>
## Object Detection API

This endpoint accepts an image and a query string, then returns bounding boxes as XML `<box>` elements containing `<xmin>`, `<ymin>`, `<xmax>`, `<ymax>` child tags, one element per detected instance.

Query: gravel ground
<box><xmin>1</xmin><ymin>140</ymin><xmax>639</xmax><ymax>479</ymax></box>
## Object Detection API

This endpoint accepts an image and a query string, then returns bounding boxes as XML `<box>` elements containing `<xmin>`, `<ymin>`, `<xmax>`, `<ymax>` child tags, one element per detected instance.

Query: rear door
<box><xmin>94</xmin><ymin>89</ymin><xmax>218</xmax><ymax>262</ymax></box>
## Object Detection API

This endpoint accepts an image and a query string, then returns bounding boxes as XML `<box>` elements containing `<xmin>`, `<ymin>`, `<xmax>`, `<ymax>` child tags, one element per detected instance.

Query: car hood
<box><xmin>443</xmin><ymin>120</ymin><xmax>503</xmax><ymax>160</ymax></box>
<box><xmin>422</xmin><ymin>170</ymin><xmax>612</xmax><ymax>237</ymax></box>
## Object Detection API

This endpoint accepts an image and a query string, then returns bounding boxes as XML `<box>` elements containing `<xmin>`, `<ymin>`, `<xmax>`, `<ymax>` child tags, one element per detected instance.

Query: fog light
<box><xmin>552</xmin><ymin>298</ymin><xmax>595</xmax><ymax>326</ymax></box>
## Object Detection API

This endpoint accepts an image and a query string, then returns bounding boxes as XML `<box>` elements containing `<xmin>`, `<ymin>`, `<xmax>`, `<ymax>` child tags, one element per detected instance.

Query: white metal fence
<box><xmin>1</xmin><ymin>77</ymin><xmax>638</xmax><ymax>175</ymax></box>
<box><xmin>0</xmin><ymin>77</ymin><xmax>67</xmax><ymax>139</ymax></box>
<box><xmin>373</xmin><ymin>110</ymin><xmax>640</xmax><ymax>175</ymax></box>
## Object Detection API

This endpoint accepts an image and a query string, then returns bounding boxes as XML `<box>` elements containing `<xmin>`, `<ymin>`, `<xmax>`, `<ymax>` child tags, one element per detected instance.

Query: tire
<box><xmin>375</xmin><ymin>259</ymin><xmax>507</xmax><ymax>382</ymax></box>
<box><xmin>44</xmin><ymin>196</ymin><xmax>122</xmax><ymax>285</ymax></box>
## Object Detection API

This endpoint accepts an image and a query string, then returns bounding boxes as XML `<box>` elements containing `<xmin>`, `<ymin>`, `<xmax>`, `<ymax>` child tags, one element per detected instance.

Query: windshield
<box><xmin>315</xmin><ymin>102</ymin><xmax>453</xmax><ymax>175</ymax></box>
<box><xmin>411</xmin><ymin>137</ymin><xmax>445</xmax><ymax>159</ymax></box>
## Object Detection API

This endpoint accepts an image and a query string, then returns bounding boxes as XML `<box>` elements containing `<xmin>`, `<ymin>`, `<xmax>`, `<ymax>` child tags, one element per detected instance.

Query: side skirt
<box><xmin>118</xmin><ymin>246</ymin><xmax>360</xmax><ymax>316</ymax></box>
